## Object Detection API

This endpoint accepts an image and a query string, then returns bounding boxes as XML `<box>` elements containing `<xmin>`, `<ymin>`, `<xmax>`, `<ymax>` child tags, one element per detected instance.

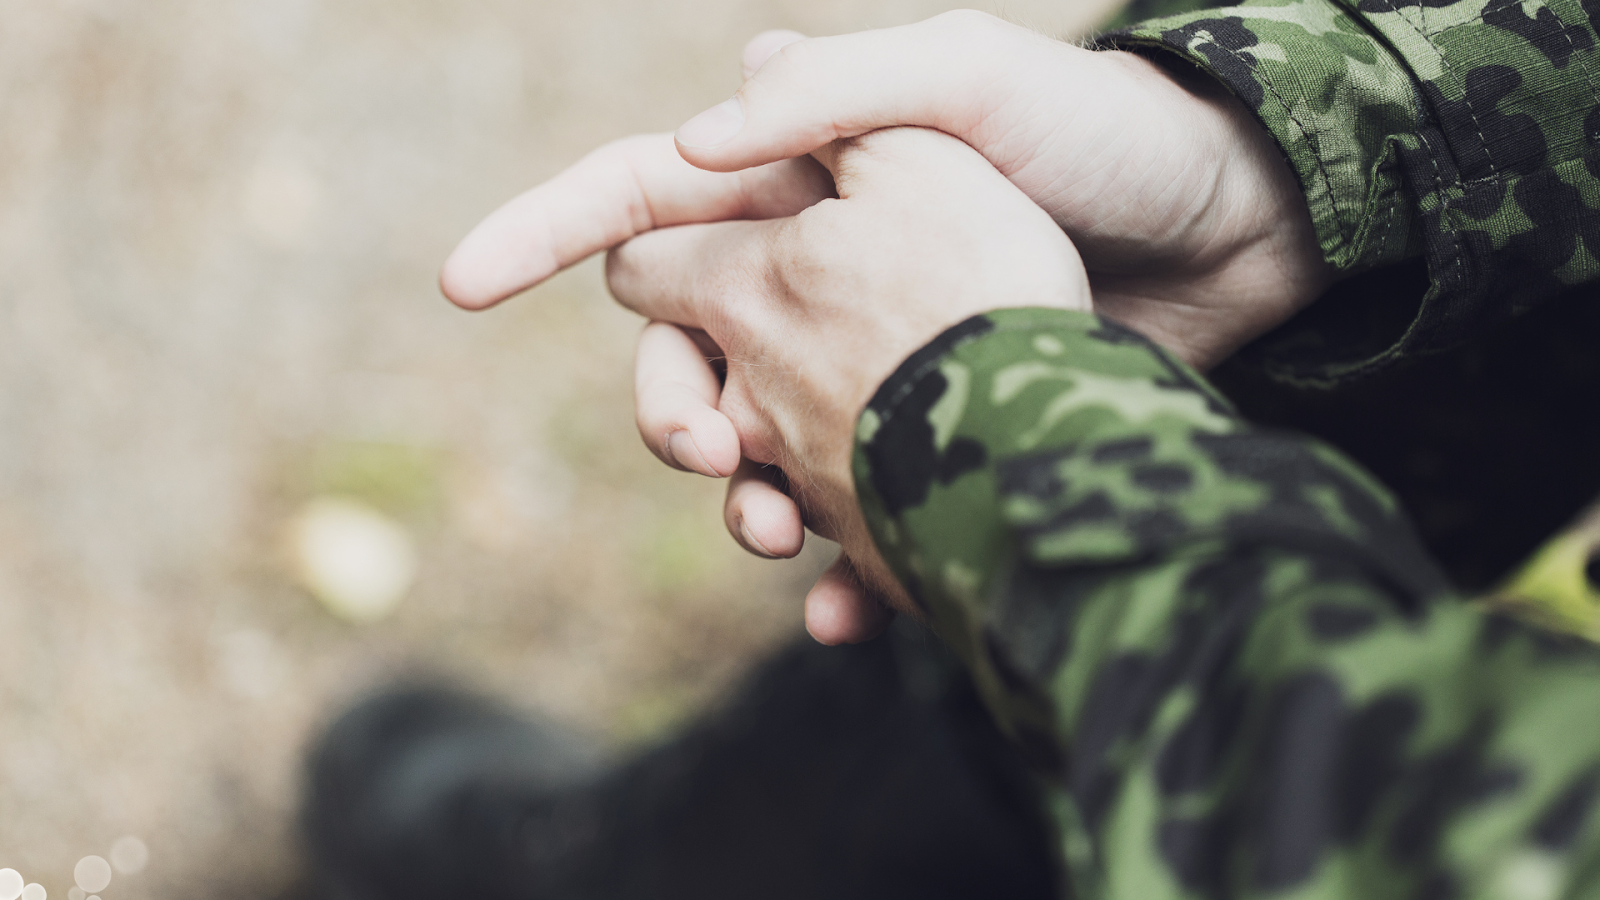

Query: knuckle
<box><xmin>770</xmin><ymin>211</ymin><xmax>829</xmax><ymax>283</ymax></box>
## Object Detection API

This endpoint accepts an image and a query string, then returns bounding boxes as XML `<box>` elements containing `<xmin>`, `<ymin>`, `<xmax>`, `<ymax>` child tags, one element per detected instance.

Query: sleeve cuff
<box><xmin>1103</xmin><ymin>0</ymin><xmax>1600</xmax><ymax>385</ymax></box>
<box><xmin>852</xmin><ymin>307</ymin><xmax>1440</xmax><ymax>638</ymax></box>
<box><xmin>1101</xmin><ymin>0</ymin><xmax>1423</xmax><ymax>276</ymax></box>
<box><xmin>851</xmin><ymin>308</ymin><xmax>1243</xmax><ymax>642</ymax></box>
<box><xmin>850</xmin><ymin>307</ymin><xmax>1448</xmax><ymax>759</ymax></box>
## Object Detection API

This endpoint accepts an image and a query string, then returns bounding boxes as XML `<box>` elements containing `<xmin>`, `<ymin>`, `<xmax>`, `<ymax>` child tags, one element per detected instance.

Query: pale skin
<box><xmin>440</xmin><ymin>11</ymin><xmax>1334</xmax><ymax>644</ymax></box>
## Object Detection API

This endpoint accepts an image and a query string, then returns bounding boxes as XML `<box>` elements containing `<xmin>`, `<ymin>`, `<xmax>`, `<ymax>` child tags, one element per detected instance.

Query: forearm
<box><xmin>852</xmin><ymin>307</ymin><xmax>1447</xmax><ymax>737</ymax></box>
<box><xmin>854</xmin><ymin>308</ymin><xmax>1600</xmax><ymax>897</ymax></box>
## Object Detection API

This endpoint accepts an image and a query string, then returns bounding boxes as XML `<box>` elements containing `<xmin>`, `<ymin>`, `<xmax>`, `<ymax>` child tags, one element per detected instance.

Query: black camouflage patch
<box><xmin>1158</xmin><ymin>810</ymin><xmax>1240</xmax><ymax>894</ymax></box>
<box><xmin>861</xmin><ymin>364</ymin><xmax>988</xmax><ymax>516</ymax></box>
<box><xmin>1193</xmin><ymin>431</ymin><xmax>1448</xmax><ymax>615</ymax></box>
<box><xmin>1156</xmin><ymin>677</ymin><xmax>1431</xmax><ymax>895</ymax></box>
<box><xmin>1306</xmin><ymin>603</ymin><xmax>1381</xmax><ymax>640</ymax></box>
<box><xmin>1074</xmin><ymin>654</ymin><xmax>1168</xmax><ymax>832</ymax></box>
<box><xmin>1156</xmin><ymin>17</ymin><xmax>1264</xmax><ymax>109</ymax></box>
<box><xmin>1422</xmin><ymin>67</ymin><xmax>1547</xmax><ymax>182</ymax></box>
<box><xmin>1250</xmin><ymin>673</ymin><xmax>1347</xmax><ymax>889</ymax></box>
<box><xmin>1090</xmin><ymin>436</ymin><xmax>1154</xmax><ymax>464</ymax></box>
<box><xmin>1415</xmin><ymin>871</ymin><xmax>1460</xmax><ymax>900</ymax></box>
<box><xmin>1131</xmin><ymin>463</ymin><xmax>1195</xmax><ymax>492</ymax></box>
<box><xmin>986</xmin><ymin>564</ymin><xmax>1096</xmax><ymax>687</ymax></box>
<box><xmin>1533</xmin><ymin>766</ymin><xmax>1600</xmax><ymax>850</ymax></box>
<box><xmin>860</xmin><ymin>315</ymin><xmax>999</xmax><ymax>515</ymax></box>
<box><xmin>1482</xmin><ymin>0</ymin><xmax>1594</xmax><ymax>69</ymax></box>
<box><xmin>1388</xmin><ymin>717</ymin><xmax>1504</xmax><ymax>865</ymax></box>
<box><xmin>1357</xmin><ymin>0</ymin><xmax>1473</xmax><ymax>12</ymax></box>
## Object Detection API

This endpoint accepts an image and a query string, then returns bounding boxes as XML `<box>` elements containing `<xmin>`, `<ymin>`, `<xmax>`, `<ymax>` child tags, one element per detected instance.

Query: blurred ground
<box><xmin>0</xmin><ymin>0</ymin><xmax>1111</xmax><ymax>895</ymax></box>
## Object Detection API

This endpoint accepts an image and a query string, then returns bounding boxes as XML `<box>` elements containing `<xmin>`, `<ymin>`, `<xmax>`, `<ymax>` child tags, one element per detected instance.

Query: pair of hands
<box><xmin>440</xmin><ymin>11</ymin><xmax>1332</xmax><ymax>644</ymax></box>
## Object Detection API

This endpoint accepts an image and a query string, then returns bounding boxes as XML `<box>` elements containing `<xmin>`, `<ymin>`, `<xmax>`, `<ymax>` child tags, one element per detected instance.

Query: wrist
<box><xmin>1092</xmin><ymin>51</ymin><xmax>1336</xmax><ymax>368</ymax></box>
<box><xmin>1204</xmin><ymin>61</ymin><xmax>1338</xmax><ymax>350</ymax></box>
<box><xmin>1131</xmin><ymin>48</ymin><xmax>1331</xmax><ymax>288</ymax></box>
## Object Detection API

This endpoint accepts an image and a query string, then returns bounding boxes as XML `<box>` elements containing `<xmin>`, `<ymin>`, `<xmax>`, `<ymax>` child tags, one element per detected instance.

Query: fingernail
<box><xmin>676</xmin><ymin>97</ymin><xmax>744</xmax><ymax>150</ymax></box>
<box><xmin>666</xmin><ymin>430</ymin><xmax>713</xmax><ymax>475</ymax></box>
<box><xmin>739</xmin><ymin>518</ymin><xmax>778</xmax><ymax>559</ymax></box>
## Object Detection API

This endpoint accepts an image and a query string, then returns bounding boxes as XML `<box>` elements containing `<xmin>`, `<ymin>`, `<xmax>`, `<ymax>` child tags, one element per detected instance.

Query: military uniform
<box><xmin>849</xmin><ymin>0</ymin><xmax>1600</xmax><ymax>895</ymax></box>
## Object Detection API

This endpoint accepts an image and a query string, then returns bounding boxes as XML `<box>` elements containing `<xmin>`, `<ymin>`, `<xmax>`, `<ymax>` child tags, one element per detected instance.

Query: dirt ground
<box><xmin>0</xmin><ymin>0</ymin><xmax>1111</xmax><ymax>895</ymax></box>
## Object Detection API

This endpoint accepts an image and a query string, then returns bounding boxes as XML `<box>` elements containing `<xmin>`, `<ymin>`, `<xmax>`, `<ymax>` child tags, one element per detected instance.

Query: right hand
<box><xmin>654</xmin><ymin>13</ymin><xmax>1338</xmax><ymax>636</ymax></box>
<box><xmin>673</xmin><ymin>11</ymin><xmax>1336</xmax><ymax>372</ymax></box>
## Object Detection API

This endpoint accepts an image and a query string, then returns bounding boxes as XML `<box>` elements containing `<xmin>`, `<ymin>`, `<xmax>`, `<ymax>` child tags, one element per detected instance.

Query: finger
<box><xmin>635</xmin><ymin>321</ymin><xmax>740</xmax><ymax>477</ymax></box>
<box><xmin>741</xmin><ymin>29</ymin><xmax>805</xmax><ymax>80</ymax></box>
<box><xmin>676</xmin><ymin>12</ymin><xmax>1062</xmax><ymax>167</ymax></box>
<box><xmin>724</xmin><ymin>460</ymin><xmax>804</xmax><ymax>558</ymax></box>
<box><xmin>806</xmin><ymin>125</ymin><xmax>996</xmax><ymax>199</ymax></box>
<box><xmin>805</xmin><ymin>555</ymin><xmax>894</xmax><ymax>645</ymax></box>
<box><xmin>604</xmin><ymin>218</ymin><xmax>776</xmax><ymax>327</ymax></box>
<box><xmin>441</xmin><ymin>133</ymin><xmax>832</xmax><ymax>310</ymax></box>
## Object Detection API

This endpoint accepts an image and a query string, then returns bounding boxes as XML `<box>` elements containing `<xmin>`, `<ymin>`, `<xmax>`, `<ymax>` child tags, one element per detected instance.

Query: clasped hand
<box><xmin>439</xmin><ymin>11</ymin><xmax>1332</xmax><ymax>643</ymax></box>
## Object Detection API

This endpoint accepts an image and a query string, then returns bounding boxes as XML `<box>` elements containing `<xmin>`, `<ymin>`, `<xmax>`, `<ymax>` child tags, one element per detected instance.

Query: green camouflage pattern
<box><xmin>854</xmin><ymin>307</ymin><xmax>1600</xmax><ymax>900</ymax></box>
<box><xmin>1101</xmin><ymin>0</ymin><xmax>1234</xmax><ymax>32</ymax></box>
<box><xmin>1102</xmin><ymin>0</ymin><xmax>1600</xmax><ymax>385</ymax></box>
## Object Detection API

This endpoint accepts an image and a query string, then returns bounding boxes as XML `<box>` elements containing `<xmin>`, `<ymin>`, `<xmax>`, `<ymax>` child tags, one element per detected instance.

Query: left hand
<box><xmin>603</xmin><ymin>126</ymin><xmax>1091</xmax><ymax>642</ymax></box>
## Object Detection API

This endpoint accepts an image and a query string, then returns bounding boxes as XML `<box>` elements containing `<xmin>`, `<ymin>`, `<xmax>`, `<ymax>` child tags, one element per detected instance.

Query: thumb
<box><xmin>675</xmin><ymin>11</ymin><xmax>1057</xmax><ymax>171</ymax></box>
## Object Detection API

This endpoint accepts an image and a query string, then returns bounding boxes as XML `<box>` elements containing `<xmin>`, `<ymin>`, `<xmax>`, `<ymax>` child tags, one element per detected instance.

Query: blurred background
<box><xmin>0</xmin><ymin>0</ymin><xmax>1114</xmax><ymax>895</ymax></box>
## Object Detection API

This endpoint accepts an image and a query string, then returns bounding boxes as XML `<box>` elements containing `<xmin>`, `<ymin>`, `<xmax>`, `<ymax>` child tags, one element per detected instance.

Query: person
<box><xmin>304</xmin><ymin>2</ymin><xmax>1600</xmax><ymax>898</ymax></box>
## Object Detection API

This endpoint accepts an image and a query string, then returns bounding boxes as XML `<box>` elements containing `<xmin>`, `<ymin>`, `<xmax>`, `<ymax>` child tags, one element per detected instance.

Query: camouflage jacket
<box><xmin>853</xmin><ymin>309</ymin><xmax>1600</xmax><ymax>899</ymax></box>
<box><xmin>1105</xmin><ymin>0</ymin><xmax>1600</xmax><ymax>386</ymax></box>
<box><xmin>850</xmin><ymin>0</ymin><xmax>1600</xmax><ymax>894</ymax></box>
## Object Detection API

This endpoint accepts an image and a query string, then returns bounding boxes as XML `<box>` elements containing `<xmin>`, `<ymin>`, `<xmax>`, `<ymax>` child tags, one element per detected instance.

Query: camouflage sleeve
<box><xmin>1101</xmin><ymin>0</ymin><xmax>1600</xmax><ymax>385</ymax></box>
<box><xmin>854</xmin><ymin>306</ymin><xmax>1600</xmax><ymax>898</ymax></box>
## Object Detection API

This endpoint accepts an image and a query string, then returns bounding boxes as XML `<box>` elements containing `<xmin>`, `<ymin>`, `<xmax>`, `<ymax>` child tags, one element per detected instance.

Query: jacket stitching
<box><xmin>1373</xmin><ymin>193</ymin><xmax>1401</xmax><ymax>265</ymax></box>
<box><xmin>1547</xmin><ymin>0</ymin><xmax>1600</xmax><ymax>109</ymax></box>
<box><xmin>1392</xmin><ymin>0</ymin><xmax>1504</xmax><ymax>178</ymax></box>
<box><xmin>1414</xmin><ymin>128</ymin><xmax>1469</xmax><ymax>291</ymax></box>
<box><xmin>1205</xmin><ymin>40</ymin><xmax>1351</xmax><ymax>250</ymax></box>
